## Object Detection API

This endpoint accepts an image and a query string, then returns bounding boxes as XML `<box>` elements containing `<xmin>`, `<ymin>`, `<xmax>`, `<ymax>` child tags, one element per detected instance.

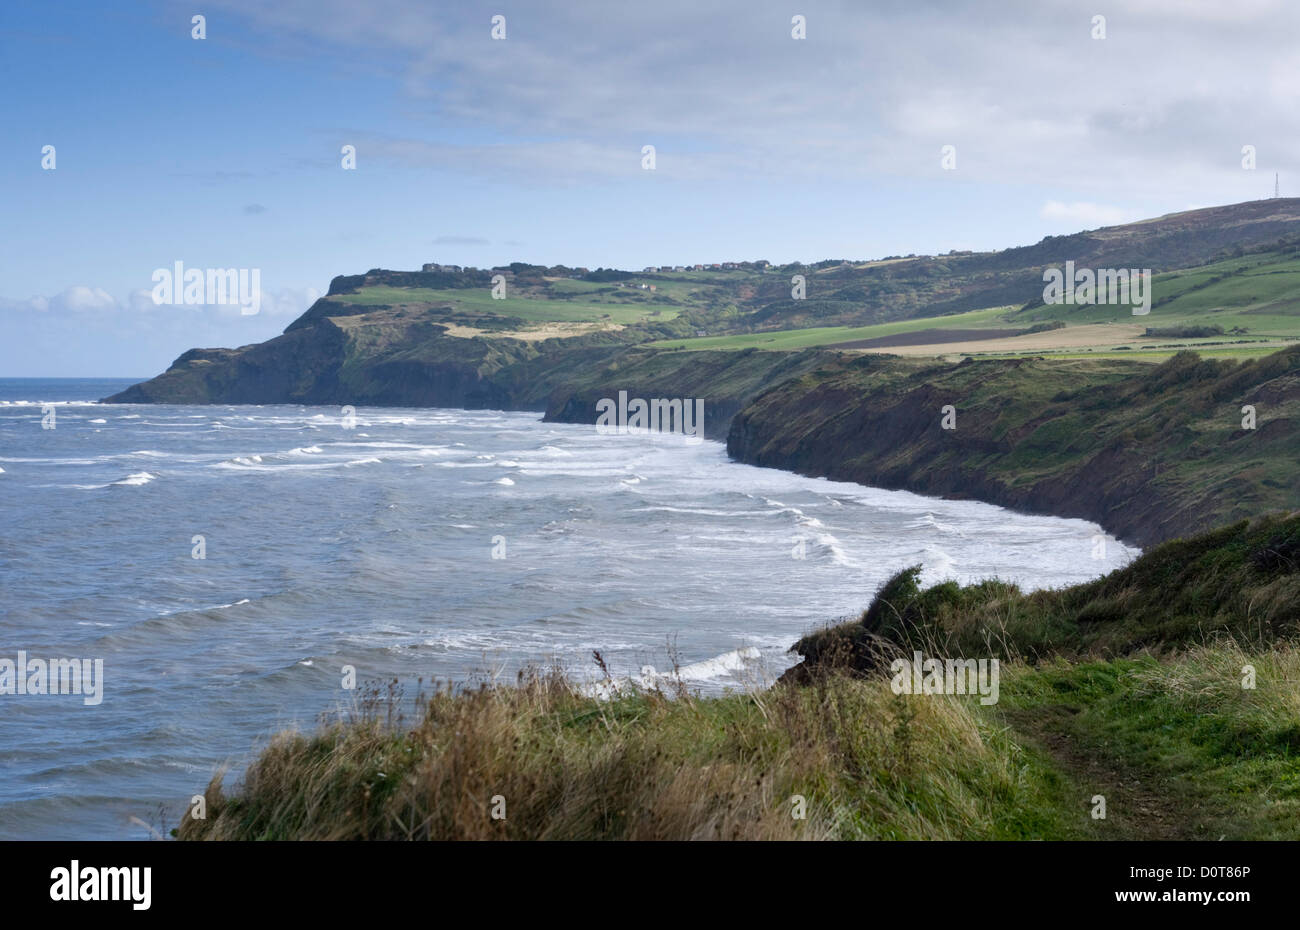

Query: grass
<box><xmin>730</xmin><ymin>345</ymin><xmax>1300</xmax><ymax>547</ymax></box>
<box><xmin>329</xmin><ymin>287</ymin><xmax>680</xmax><ymax>325</ymax></box>
<box><xmin>997</xmin><ymin>644</ymin><xmax>1300</xmax><ymax>839</ymax></box>
<box><xmin>999</xmin><ymin>252</ymin><xmax>1300</xmax><ymax>355</ymax></box>
<box><xmin>978</xmin><ymin>344</ymin><xmax>1296</xmax><ymax>362</ymax></box>
<box><xmin>179</xmin><ymin>512</ymin><xmax>1300</xmax><ymax>841</ymax></box>
<box><xmin>788</xmin><ymin>512</ymin><xmax>1300</xmax><ymax>674</ymax></box>
<box><xmin>179</xmin><ymin>667</ymin><xmax>1087</xmax><ymax>841</ymax></box>
<box><xmin>649</xmin><ymin>306</ymin><xmax>1015</xmax><ymax>351</ymax></box>
<box><xmin>646</xmin><ymin>251</ymin><xmax>1300</xmax><ymax>358</ymax></box>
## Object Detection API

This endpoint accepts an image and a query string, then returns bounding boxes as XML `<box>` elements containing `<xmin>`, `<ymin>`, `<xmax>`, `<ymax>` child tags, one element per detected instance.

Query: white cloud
<box><xmin>0</xmin><ymin>283</ymin><xmax>323</xmax><ymax>376</ymax></box>
<box><xmin>200</xmin><ymin>0</ymin><xmax>1300</xmax><ymax>198</ymax></box>
<box><xmin>237</xmin><ymin>285</ymin><xmax>322</xmax><ymax>319</ymax></box>
<box><xmin>52</xmin><ymin>286</ymin><xmax>118</xmax><ymax>312</ymax></box>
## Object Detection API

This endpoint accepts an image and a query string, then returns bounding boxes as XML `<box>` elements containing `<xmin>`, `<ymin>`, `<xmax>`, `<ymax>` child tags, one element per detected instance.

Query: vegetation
<box><xmin>109</xmin><ymin>198</ymin><xmax>1300</xmax><ymax>841</ymax></box>
<box><xmin>789</xmin><ymin>512</ymin><xmax>1300</xmax><ymax>673</ymax></box>
<box><xmin>729</xmin><ymin>344</ymin><xmax>1300</xmax><ymax>547</ymax></box>
<box><xmin>110</xmin><ymin>201</ymin><xmax>1300</xmax><ymax>408</ymax></box>
<box><xmin>1024</xmin><ymin>320</ymin><xmax>1067</xmax><ymax>334</ymax></box>
<box><xmin>180</xmin><ymin>513</ymin><xmax>1300</xmax><ymax>841</ymax></box>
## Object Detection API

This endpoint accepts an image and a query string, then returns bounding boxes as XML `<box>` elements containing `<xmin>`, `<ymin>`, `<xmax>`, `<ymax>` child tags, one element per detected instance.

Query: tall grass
<box><xmin>179</xmin><ymin>666</ymin><xmax>1078</xmax><ymax>841</ymax></box>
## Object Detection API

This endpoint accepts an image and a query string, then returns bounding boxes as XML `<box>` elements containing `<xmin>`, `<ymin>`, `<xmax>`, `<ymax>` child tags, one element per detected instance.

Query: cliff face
<box><xmin>104</xmin><ymin>322</ymin><xmax>350</xmax><ymax>405</ymax></box>
<box><xmin>101</xmin><ymin>303</ymin><xmax>832</xmax><ymax>441</ymax></box>
<box><xmin>539</xmin><ymin>347</ymin><xmax>834</xmax><ymax>440</ymax></box>
<box><xmin>727</xmin><ymin>346</ymin><xmax>1300</xmax><ymax>547</ymax></box>
<box><xmin>104</xmin><ymin>307</ymin><xmax>549</xmax><ymax>409</ymax></box>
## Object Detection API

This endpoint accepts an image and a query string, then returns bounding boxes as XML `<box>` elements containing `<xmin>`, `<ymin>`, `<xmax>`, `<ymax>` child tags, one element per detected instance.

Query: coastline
<box><xmin>103</xmin><ymin>340</ymin><xmax>1300</xmax><ymax>549</ymax></box>
<box><xmin>33</xmin><ymin>379</ymin><xmax>1296</xmax><ymax>841</ymax></box>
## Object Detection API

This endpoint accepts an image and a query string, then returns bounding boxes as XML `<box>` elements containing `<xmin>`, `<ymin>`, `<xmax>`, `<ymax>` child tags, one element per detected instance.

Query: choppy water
<box><xmin>0</xmin><ymin>378</ymin><xmax>1137</xmax><ymax>839</ymax></box>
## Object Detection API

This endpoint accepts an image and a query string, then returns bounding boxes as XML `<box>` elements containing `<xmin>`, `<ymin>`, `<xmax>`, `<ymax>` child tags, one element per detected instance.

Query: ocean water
<box><xmin>0</xmin><ymin>378</ymin><xmax>1138</xmax><ymax>839</ymax></box>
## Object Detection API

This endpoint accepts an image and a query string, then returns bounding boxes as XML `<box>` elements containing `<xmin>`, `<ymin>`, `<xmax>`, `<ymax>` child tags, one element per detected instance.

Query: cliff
<box><xmin>728</xmin><ymin>345</ymin><xmax>1300</xmax><ymax>547</ymax></box>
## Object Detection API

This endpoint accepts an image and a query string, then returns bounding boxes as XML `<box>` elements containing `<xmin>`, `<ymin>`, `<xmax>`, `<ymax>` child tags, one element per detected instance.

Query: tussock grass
<box><xmin>179</xmin><ymin>667</ymin><xmax>1078</xmax><ymax>841</ymax></box>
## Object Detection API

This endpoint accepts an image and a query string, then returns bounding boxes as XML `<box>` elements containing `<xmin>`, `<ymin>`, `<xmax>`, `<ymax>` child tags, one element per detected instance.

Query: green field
<box><xmin>1018</xmin><ymin>251</ymin><xmax>1300</xmax><ymax>333</ymax></box>
<box><xmin>647</xmin><ymin>251</ymin><xmax>1300</xmax><ymax>357</ymax></box>
<box><xmin>988</xmin><ymin>344</ymin><xmax>1297</xmax><ymax>362</ymax></box>
<box><xmin>330</xmin><ymin>285</ymin><xmax>680</xmax><ymax>325</ymax></box>
<box><xmin>650</xmin><ymin>306</ymin><xmax>1016</xmax><ymax>350</ymax></box>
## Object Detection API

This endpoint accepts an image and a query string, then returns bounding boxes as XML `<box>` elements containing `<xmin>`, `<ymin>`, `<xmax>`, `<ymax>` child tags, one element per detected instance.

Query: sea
<box><xmin>0</xmin><ymin>377</ymin><xmax>1138</xmax><ymax>839</ymax></box>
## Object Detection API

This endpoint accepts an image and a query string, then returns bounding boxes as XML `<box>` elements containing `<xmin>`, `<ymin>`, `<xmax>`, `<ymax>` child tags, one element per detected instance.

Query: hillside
<box><xmin>728</xmin><ymin>345</ymin><xmax>1300</xmax><ymax>547</ymax></box>
<box><xmin>103</xmin><ymin>200</ymin><xmax>1300</xmax><ymax>549</ymax></box>
<box><xmin>106</xmin><ymin>199</ymin><xmax>1300</xmax><ymax>410</ymax></box>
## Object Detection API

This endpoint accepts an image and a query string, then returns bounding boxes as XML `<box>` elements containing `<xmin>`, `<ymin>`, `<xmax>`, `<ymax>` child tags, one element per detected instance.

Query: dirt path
<box><xmin>1002</xmin><ymin>705</ymin><xmax>1207</xmax><ymax>840</ymax></box>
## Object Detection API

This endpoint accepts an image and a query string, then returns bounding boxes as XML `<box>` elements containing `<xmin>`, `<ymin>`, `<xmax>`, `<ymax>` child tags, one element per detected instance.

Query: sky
<box><xmin>2</xmin><ymin>0</ymin><xmax>1298</xmax><ymax>376</ymax></box>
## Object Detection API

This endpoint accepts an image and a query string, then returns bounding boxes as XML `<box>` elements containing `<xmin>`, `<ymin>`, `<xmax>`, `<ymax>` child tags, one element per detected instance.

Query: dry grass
<box><xmin>178</xmin><ymin>666</ymin><xmax>1074</xmax><ymax>841</ymax></box>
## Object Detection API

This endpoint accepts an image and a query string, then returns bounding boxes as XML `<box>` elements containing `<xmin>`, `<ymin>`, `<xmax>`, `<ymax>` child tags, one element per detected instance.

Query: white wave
<box><xmin>494</xmin><ymin>476</ymin><xmax>516</xmax><ymax>486</ymax></box>
<box><xmin>111</xmin><ymin>472</ymin><xmax>156</xmax><ymax>487</ymax></box>
<box><xmin>579</xmin><ymin>646</ymin><xmax>765</xmax><ymax>699</ymax></box>
<box><xmin>89</xmin><ymin>418</ymin><xmax>107</xmax><ymax>424</ymax></box>
<box><xmin>806</xmin><ymin>531</ymin><xmax>855</xmax><ymax>568</ymax></box>
<box><xmin>0</xmin><ymin>399</ymin><xmax>99</xmax><ymax>407</ymax></box>
<box><xmin>637</xmin><ymin>505</ymin><xmax>770</xmax><ymax>518</ymax></box>
<box><xmin>418</xmin><ymin>631</ymin><xmax>522</xmax><ymax>651</ymax></box>
<box><xmin>672</xmin><ymin>646</ymin><xmax>763</xmax><ymax>682</ymax></box>
<box><xmin>330</xmin><ymin>441</ymin><xmax>450</xmax><ymax>453</ymax></box>
<box><xmin>920</xmin><ymin>545</ymin><xmax>956</xmax><ymax>578</ymax></box>
<box><xmin>908</xmin><ymin>512</ymin><xmax>961</xmax><ymax>534</ymax></box>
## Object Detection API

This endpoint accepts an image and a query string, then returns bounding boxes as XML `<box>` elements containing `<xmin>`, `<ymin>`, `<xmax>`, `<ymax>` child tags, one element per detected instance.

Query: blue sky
<box><xmin>3</xmin><ymin>0</ymin><xmax>1297</xmax><ymax>375</ymax></box>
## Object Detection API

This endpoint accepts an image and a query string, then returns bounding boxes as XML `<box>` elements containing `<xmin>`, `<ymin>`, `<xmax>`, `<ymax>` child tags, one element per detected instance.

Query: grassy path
<box><xmin>1002</xmin><ymin>705</ymin><xmax>1203</xmax><ymax>841</ymax></box>
<box><xmin>991</xmin><ymin>649</ymin><xmax>1300</xmax><ymax>842</ymax></box>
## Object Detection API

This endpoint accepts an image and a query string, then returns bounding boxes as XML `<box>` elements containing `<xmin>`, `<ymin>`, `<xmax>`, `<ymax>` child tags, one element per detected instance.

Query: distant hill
<box><xmin>105</xmin><ymin>198</ymin><xmax>1300</xmax><ymax>409</ymax></box>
